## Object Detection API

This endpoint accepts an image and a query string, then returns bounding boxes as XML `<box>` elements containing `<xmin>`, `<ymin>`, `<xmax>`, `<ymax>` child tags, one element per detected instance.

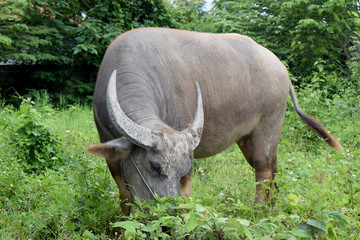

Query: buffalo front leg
<box><xmin>180</xmin><ymin>164</ymin><xmax>193</xmax><ymax>198</ymax></box>
<box><xmin>105</xmin><ymin>159</ymin><xmax>132</xmax><ymax>213</ymax></box>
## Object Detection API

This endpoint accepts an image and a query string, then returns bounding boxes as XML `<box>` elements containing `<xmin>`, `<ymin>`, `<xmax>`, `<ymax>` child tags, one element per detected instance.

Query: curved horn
<box><xmin>183</xmin><ymin>82</ymin><xmax>204</xmax><ymax>150</ymax></box>
<box><xmin>106</xmin><ymin>70</ymin><xmax>157</xmax><ymax>148</ymax></box>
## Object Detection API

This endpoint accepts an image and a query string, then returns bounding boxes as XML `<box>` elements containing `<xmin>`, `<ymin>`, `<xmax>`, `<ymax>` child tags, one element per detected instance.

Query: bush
<box><xmin>1</xmin><ymin>97</ymin><xmax>63</xmax><ymax>173</ymax></box>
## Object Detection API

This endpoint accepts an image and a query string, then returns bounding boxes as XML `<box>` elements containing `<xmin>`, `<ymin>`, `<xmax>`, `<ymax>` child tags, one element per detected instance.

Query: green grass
<box><xmin>0</xmin><ymin>86</ymin><xmax>359</xmax><ymax>239</ymax></box>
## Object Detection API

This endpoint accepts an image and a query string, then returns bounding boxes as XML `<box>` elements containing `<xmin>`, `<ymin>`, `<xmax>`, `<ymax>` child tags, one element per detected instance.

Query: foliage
<box><xmin>0</xmin><ymin>98</ymin><xmax>121</xmax><ymax>239</ymax></box>
<box><xmin>0</xmin><ymin>0</ymin><xmax>79</xmax><ymax>63</ymax></box>
<box><xmin>206</xmin><ymin>0</ymin><xmax>360</xmax><ymax>81</ymax></box>
<box><xmin>110</xmin><ymin>194</ymin><xmax>354</xmax><ymax>239</ymax></box>
<box><xmin>172</xmin><ymin>0</ymin><xmax>208</xmax><ymax>31</ymax></box>
<box><xmin>0</xmin><ymin>0</ymin><xmax>176</xmax><ymax>104</ymax></box>
<box><xmin>0</xmin><ymin>97</ymin><xmax>63</xmax><ymax>173</ymax></box>
<box><xmin>0</xmin><ymin>0</ymin><xmax>176</xmax><ymax>66</ymax></box>
<box><xmin>72</xmin><ymin>0</ymin><xmax>175</xmax><ymax>67</ymax></box>
<box><xmin>112</xmin><ymin>196</ymin><xmax>256</xmax><ymax>239</ymax></box>
<box><xmin>0</xmin><ymin>0</ymin><xmax>93</xmax><ymax>104</ymax></box>
<box><xmin>2</xmin><ymin>0</ymin><xmax>359</xmax><ymax>103</ymax></box>
<box><xmin>0</xmin><ymin>82</ymin><xmax>359</xmax><ymax>238</ymax></box>
<box><xmin>174</xmin><ymin>0</ymin><xmax>206</xmax><ymax>9</ymax></box>
<box><xmin>347</xmin><ymin>31</ymin><xmax>360</xmax><ymax>89</ymax></box>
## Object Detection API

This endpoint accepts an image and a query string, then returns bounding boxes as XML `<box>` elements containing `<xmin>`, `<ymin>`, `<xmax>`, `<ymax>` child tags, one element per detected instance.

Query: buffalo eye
<box><xmin>150</xmin><ymin>162</ymin><xmax>161</xmax><ymax>173</ymax></box>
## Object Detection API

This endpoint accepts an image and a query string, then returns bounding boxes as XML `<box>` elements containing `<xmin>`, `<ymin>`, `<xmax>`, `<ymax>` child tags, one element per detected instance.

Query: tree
<box><xmin>206</xmin><ymin>0</ymin><xmax>360</xmax><ymax>81</ymax></box>
<box><xmin>0</xmin><ymin>0</ymin><xmax>80</xmax><ymax>64</ymax></box>
<box><xmin>0</xmin><ymin>0</ymin><xmax>178</xmax><ymax>104</ymax></box>
<box><xmin>1</xmin><ymin>0</ymin><xmax>177</xmax><ymax>66</ymax></box>
<box><xmin>174</xmin><ymin>0</ymin><xmax>206</xmax><ymax>9</ymax></box>
<box><xmin>72</xmin><ymin>0</ymin><xmax>175</xmax><ymax>67</ymax></box>
<box><xmin>172</xmin><ymin>0</ymin><xmax>208</xmax><ymax>31</ymax></box>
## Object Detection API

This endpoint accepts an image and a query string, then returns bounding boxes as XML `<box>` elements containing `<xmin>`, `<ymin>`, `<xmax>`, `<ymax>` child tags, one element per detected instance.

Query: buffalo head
<box><xmin>87</xmin><ymin>70</ymin><xmax>204</xmax><ymax>201</ymax></box>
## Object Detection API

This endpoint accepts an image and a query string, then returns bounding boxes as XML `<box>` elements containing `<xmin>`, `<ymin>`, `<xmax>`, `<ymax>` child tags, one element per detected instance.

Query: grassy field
<box><xmin>0</xmin><ymin>85</ymin><xmax>359</xmax><ymax>239</ymax></box>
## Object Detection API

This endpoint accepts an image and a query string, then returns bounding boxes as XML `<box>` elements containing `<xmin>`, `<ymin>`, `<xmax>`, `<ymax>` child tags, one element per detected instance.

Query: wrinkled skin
<box><xmin>87</xmin><ymin>28</ymin><xmax>343</xmax><ymax>209</ymax></box>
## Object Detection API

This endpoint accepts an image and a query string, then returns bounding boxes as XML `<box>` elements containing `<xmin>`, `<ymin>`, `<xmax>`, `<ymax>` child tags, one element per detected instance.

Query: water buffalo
<box><xmin>87</xmin><ymin>28</ymin><xmax>343</xmax><ymax>209</ymax></box>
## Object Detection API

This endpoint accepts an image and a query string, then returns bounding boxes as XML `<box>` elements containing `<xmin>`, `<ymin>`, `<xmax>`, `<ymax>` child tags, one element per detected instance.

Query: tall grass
<box><xmin>0</xmin><ymin>83</ymin><xmax>359</xmax><ymax>239</ymax></box>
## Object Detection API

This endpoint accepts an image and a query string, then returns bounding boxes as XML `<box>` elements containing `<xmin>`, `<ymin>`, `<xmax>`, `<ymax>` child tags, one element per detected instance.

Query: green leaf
<box><xmin>244</xmin><ymin>227</ymin><xmax>253</xmax><ymax>240</ymax></box>
<box><xmin>0</xmin><ymin>34</ymin><xmax>12</xmax><ymax>46</ymax></box>
<box><xmin>158</xmin><ymin>216</ymin><xmax>175</xmax><ymax>225</ymax></box>
<box><xmin>124</xmin><ymin>230</ymin><xmax>136</xmax><ymax>240</ymax></box>
<box><xmin>215</xmin><ymin>217</ymin><xmax>228</xmax><ymax>226</ymax></box>
<box><xmin>287</xmin><ymin>193</ymin><xmax>300</xmax><ymax>206</ymax></box>
<box><xmin>112</xmin><ymin>221</ymin><xmax>138</xmax><ymax>233</ymax></box>
<box><xmin>82</xmin><ymin>230</ymin><xmax>98</xmax><ymax>239</ymax></box>
<box><xmin>354</xmin><ymin>18</ymin><xmax>360</xmax><ymax>26</ymax></box>
<box><xmin>237</xmin><ymin>218</ymin><xmax>250</xmax><ymax>227</ymax></box>
<box><xmin>292</xmin><ymin>227</ymin><xmax>314</xmax><ymax>237</ymax></box>
<box><xmin>195</xmin><ymin>204</ymin><xmax>207</xmax><ymax>212</ymax></box>
<box><xmin>324</xmin><ymin>211</ymin><xmax>349</xmax><ymax>230</ymax></box>
<box><xmin>146</xmin><ymin>222</ymin><xmax>161</xmax><ymax>232</ymax></box>
<box><xmin>174</xmin><ymin>203</ymin><xmax>194</xmax><ymax>209</ymax></box>
<box><xmin>185</xmin><ymin>213</ymin><xmax>197</xmax><ymax>232</ymax></box>
<box><xmin>350</xmin><ymin>11</ymin><xmax>359</xmax><ymax>18</ymax></box>
<box><xmin>307</xmin><ymin>217</ymin><xmax>327</xmax><ymax>232</ymax></box>
<box><xmin>328</xmin><ymin>226</ymin><xmax>337</xmax><ymax>240</ymax></box>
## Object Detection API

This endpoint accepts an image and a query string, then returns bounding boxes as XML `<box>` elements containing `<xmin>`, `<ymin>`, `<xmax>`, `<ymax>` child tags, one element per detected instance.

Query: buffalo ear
<box><xmin>86</xmin><ymin>138</ymin><xmax>133</xmax><ymax>160</ymax></box>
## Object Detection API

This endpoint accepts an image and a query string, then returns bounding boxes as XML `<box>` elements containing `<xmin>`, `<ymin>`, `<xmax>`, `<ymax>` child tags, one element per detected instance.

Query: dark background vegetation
<box><xmin>1</xmin><ymin>0</ymin><xmax>359</xmax><ymax>105</ymax></box>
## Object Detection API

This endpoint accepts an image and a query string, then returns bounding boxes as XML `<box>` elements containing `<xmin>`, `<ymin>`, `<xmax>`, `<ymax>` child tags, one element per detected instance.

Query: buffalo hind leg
<box><xmin>238</xmin><ymin>131</ymin><xmax>279</xmax><ymax>203</ymax></box>
<box><xmin>253</xmin><ymin>122</ymin><xmax>280</xmax><ymax>203</ymax></box>
<box><xmin>253</xmin><ymin>152</ymin><xmax>278</xmax><ymax>203</ymax></box>
<box><xmin>237</xmin><ymin>138</ymin><xmax>254</xmax><ymax>167</ymax></box>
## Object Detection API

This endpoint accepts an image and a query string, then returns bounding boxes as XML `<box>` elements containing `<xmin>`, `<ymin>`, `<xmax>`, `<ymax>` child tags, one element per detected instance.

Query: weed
<box><xmin>1</xmin><ymin>97</ymin><xmax>63</xmax><ymax>173</ymax></box>
<box><xmin>0</xmin><ymin>83</ymin><xmax>359</xmax><ymax>239</ymax></box>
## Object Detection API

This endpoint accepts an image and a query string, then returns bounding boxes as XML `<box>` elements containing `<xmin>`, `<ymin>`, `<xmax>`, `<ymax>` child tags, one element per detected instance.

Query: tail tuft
<box><xmin>298</xmin><ymin>111</ymin><xmax>344</xmax><ymax>153</ymax></box>
<box><xmin>289</xmin><ymin>81</ymin><xmax>343</xmax><ymax>153</ymax></box>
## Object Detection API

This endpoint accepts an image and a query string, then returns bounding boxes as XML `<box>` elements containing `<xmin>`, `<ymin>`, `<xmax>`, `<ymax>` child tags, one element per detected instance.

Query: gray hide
<box><xmin>87</xmin><ymin>28</ymin><xmax>343</xmax><ymax>207</ymax></box>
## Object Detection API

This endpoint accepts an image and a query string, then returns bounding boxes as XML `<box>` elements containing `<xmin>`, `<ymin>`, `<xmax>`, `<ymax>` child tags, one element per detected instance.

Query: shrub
<box><xmin>1</xmin><ymin>97</ymin><xmax>63</xmax><ymax>173</ymax></box>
